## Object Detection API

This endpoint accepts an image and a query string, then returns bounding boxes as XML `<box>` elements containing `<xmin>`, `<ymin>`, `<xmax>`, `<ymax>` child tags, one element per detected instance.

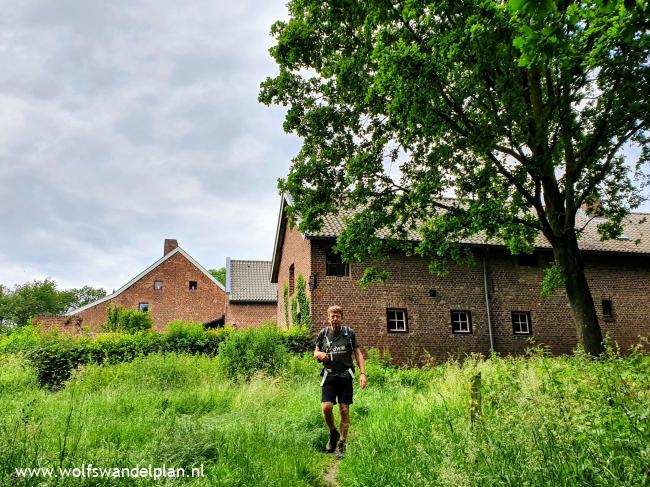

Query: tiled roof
<box><xmin>305</xmin><ymin>204</ymin><xmax>650</xmax><ymax>255</ymax></box>
<box><xmin>228</xmin><ymin>260</ymin><xmax>277</xmax><ymax>302</ymax></box>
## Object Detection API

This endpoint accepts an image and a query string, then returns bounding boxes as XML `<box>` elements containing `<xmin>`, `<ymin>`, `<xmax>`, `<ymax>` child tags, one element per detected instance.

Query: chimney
<box><xmin>164</xmin><ymin>239</ymin><xmax>179</xmax><ymax>255</ymax></box>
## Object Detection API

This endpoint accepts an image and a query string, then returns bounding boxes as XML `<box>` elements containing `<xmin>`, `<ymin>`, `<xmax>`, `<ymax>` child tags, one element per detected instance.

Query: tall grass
<box><xmin>0</xmin><ymin>348</ymin><xmax>648</xmax><ymax>486</ymax></box>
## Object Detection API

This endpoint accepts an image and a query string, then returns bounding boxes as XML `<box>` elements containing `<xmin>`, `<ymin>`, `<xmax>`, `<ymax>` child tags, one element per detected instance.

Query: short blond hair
<box><xmin>327</xmin><ymin>305</ymin><xmax>343</xmax><ymax>316</ymax></box>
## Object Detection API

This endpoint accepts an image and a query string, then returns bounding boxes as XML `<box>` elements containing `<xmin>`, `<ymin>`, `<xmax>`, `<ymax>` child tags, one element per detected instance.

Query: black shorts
<box><xmin>321</xmin><ymin>375</ymin><xmax>354</xmax><ymax>405</ymax></box>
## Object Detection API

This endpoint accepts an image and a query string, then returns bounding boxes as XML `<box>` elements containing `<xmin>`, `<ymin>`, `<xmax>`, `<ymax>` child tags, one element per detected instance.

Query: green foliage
<box><xmin>208</xmin><ymin>267</ymin><xmax>227</xmax><ymax>286</ymax></box>
<box><xmin>0</xmin><ymin>279</ymin><xmax>73</xmax><ymax>325</ymax></box>
<box><xmin>217</xmin><ymin>324</ymin><xmax>288</xmax><ymax>380</ymax></box>
<box><xmin>283</xmin><ymin>283</ymin><xmax>290</xmax><ymax>326</ymax></box>
<box><xmin>0</xmin><ymin>349</ymin><xmax>648</xmax><ymax>486</ymax></box>
<box><xmin>65</xmin><ymin>285</ymin><xmax>107</xmax><ymax>310</ymax></box>
<box><xmin>542</xmin><ymin>261</ymin><xmax>566</xmax><ymax>297</ymax></box>
<box><xmin>164</xmin><ymin>321</ymin><xmax>231</xmax><ymax>355</ymax></box>
<box><xmin>261</xmin><ymin>0</ymin><xmax>650</xmax><ymax>355</ymax></box>
<box><xmin>102</xmin><ymin>304</ymin><xmax>153</xmax><ymax>334</ymax></box>
<box><xmin>294</xmin><ymin>274</ymin><xmax>311</xmax><ymax>327</ymax></box>
<box><xmin>0</xmin><ymin>322</ymin><xmax>42</xmax><ymax>353</ymax></box>
<box><xmin>283</xmin><ymin>325</ymin><xmax>313</xmax><ymax>354</ymax></box>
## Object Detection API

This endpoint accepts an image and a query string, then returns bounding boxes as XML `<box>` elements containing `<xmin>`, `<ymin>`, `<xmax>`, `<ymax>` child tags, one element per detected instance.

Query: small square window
<box><xmin>512</xmin><ymin>311</ymin><xmax>532</xmax><ymax>335</ymax></box>
<box><xmin>189</xmin><ymin>281</ymin><xmax>198</xmax><ymax>290</ymax></box>
<box><xmin>326</xmin><ymin>249</ymin><xmax>350</xmax><ymax>277</ymax></box>
<box><xmin>517</xmin><ymin>254</ymin><xmax>538</xmax><ymax>267</ymax></box>
<box><xmin>154</xmin><ymin>280</ymin><xmax>163</xmax><ymax>290</ymax></box>
<box><xmin>387</xmin><ymin>308</ymin><xmax>408</xmax><ymax>333</ymax></box>
<box><xmin>602</xmin><ymin>300</ymin><xmax>613</xmax><ymax>319</ymax></box>
<box><xmin>451</xmin><ymin>310</ymin><xmax>472</xmax><ymax>334</ymax></box>
<box><xmin>139</xmin><ymin>302</ymin><xmax>150</xmax><ymax>312</ymax></box>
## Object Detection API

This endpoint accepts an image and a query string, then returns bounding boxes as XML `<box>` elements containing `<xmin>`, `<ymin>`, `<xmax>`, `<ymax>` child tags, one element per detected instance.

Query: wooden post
<box><xmin>469</xmin><ymin>372</ymin><xmax>482</xmax><ymax>423</ymax></box>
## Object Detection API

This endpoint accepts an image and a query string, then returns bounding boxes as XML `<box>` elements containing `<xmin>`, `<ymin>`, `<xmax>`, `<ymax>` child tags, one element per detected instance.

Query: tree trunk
<box><xmin>553</xmin><ymin>232</ymin><xmax>605</xmax><ymax>356</ymax></box>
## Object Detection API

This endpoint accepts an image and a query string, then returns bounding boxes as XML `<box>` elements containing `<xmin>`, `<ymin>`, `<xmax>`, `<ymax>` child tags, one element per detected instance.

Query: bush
<box><xmin>102</xmin><ymin>305</ymin><xmax>153</xmax><ymax>333</ymax></box>
<box><xmin>218</xmin><ymin>324</ymin><xmax>288</xmax><ymax>380</ymax></box>
<box><xmin>0</xmin><ymin>323</ymin><xmax>41</xmax><ymax>353</ymax></box>
<box><xmin>283</xmin><ymin>325</ymin><xmax>314</xmax><ymax>354</ymax></box>
<box><xmin>163</xmin><ymin>321</ymin><xmax>231</xmax><ymax>355</ymax></box>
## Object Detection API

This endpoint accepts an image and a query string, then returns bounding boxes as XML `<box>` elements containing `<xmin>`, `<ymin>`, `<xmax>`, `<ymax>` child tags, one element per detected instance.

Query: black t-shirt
<box><xmin>316</xmin><ymin>326</ymin><xmax>358</xmax><ymax>374</ymax></box>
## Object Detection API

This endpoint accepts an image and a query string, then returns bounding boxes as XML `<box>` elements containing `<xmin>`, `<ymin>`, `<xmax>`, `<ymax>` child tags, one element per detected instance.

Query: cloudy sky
<box><xmin>1</xmin><ymin>1</ymin><xmax>648</xmax><ymax>293</ymax></box>
<box><xmin>0</xmin><ymin>0</ymin><xmax>302</xmax><ymax>291</ymax></box>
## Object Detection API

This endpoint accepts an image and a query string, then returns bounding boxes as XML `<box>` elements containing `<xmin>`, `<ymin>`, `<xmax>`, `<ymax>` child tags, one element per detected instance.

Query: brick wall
<box><xmin>35</xmin><ymin>314</ymin><xmax>85</xmax><ymax>334</ymax></box>
<box><xmin>226</xmin><ymin>301</ymin><xmax>277</xmax><ymax>328</ymax></box>
<box><xmin>302</xmin><ymin>240</ymin><xmax>650</xmax><ymax>363</ymax></box>
<box><xmin>71</xmin><ymin>251</ymin><xmax>227</xmax><ymax>332</ymax></box>
<box><xmin>276</xmin><ymin>223</ymin><xmax>312</xmax><ymax>328</ymax></box>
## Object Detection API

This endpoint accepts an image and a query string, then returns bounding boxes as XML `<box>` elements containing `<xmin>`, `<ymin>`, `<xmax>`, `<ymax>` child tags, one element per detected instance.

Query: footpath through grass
<box><xmin>1</xmin><ymin>348</ymin><xmax>648</xmax><ymax>486</ymax></box>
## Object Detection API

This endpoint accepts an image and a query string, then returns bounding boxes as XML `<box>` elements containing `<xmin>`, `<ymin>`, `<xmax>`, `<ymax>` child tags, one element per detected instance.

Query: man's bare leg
<box><xmin>339</xmin><ymin>404</ymin><xmax>350</xmax><ymax>441</ymax></box>
<box><xmin>322</xmin><ymin>402</ymin><xmax>336</xmax><ymax>431</ymax></box>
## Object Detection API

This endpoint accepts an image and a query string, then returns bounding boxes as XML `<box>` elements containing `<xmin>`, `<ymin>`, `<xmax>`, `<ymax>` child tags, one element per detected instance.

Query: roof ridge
<box><xmin>231</xmin><ymin>259</ymin><xmax>272</xmax><ymax>264</ymax></box>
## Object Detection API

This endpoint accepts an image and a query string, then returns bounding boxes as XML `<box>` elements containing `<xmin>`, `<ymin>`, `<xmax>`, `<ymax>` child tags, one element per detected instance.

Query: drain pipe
<box><xmin>482</xmin><ymin>251</ymin><xmax>495</xmax><ymax>353</ymax></box>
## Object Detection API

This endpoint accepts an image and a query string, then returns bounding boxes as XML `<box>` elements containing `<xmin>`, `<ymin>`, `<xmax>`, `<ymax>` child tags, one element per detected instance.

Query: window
<box><xmin>326</xmin><ymin>249</ymin><xmax>349</xmax><ymax>277</ymax></box>
<box><xmin>512</xmin><ymin>311</ymin><xmax>532</xmax><ymax>335</ymax></box>
<box><xmin>189</xmin><ymin>281</ymin><xmax>198</xmax><ymax>290</ymax></box>
<box><xmin>517</xmin><ymin>253</ymin><xmax>538</xmax><ymax>267</ymax></box>
<box><xmin>154</xmin><ymin>280</ymin><xmax>163</xmax><ymax>290</ymax></box>
<box><xmin>289</xmin><ymin>264</ymin><xmax>295</xmax><ymax>295</ymax></box>
<box><xmin>451</xmin><ymin>310</ymin><xmax>472</xmax><ymax>334</ymax></box>
<box><xmin>602</xmin><ymin>300</ymin><xmax>614</xmax><ymax>319</ymax></box>
<box><xmin>139</xmin><ymin>302</ymin><xmax>150</xmax><ymax>312</ymax></box>
<box><xmin>387</xmin><ymin>308</ymin><xmax>408</xmax><ymax>333</ymax></box>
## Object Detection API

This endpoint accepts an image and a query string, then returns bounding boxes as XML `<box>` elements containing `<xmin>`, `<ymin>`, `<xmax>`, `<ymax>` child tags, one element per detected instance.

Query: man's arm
<box><xmin>354</xmin><ymin>347</ymin><xmax>368</xmax><ymax>388</ymax></box>
<box><xmin>314</xmin><ymin>346</ymin><xmax>328</xmax><ymax>362</ymax></box>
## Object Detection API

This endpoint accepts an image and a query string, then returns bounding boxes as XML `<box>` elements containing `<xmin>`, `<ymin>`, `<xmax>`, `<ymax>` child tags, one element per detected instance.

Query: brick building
<box><xmin>45</xmin><ymin>239</ymin><xmax>228</xmax><ymax>333</ymax></box>
<box><xmin>271</xmin><ymin>194</ymin><xmax>650</xmax><ymax>362</ymax></box>
<box><xmin>225</xmin><ymin>258</ymin><xmax>277</xmax><ymax>328</ymax></box>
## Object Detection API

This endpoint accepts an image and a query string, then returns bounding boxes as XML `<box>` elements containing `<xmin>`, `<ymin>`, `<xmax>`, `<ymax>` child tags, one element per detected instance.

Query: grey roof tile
<box><xmin>229</xmin><ymin>260</ymin><xmax>277</xmax><ymax>302</ymax></box>
<box><xmin>304</xmin><ymin>204</ymin><xmax>650</xmax><ymax>254</ymax></box>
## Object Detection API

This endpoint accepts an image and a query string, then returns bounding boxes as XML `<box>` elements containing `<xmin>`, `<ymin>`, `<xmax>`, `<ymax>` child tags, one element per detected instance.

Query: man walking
<box><xmin>314</xmin><ymin>305</ymin><xmax>367</xmax><ymax>455</ymax></box>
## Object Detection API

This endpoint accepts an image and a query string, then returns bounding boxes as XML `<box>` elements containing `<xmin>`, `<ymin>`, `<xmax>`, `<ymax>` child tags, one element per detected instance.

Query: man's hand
<box><xmin>360</xmin><ymin>374</ymin><xmax>368</xmax><ymax>388</ymax></box>
<box><xmin>314</xmin><ymin>351</ymin><xmax>328</xmax><ymax>362</ymax></box>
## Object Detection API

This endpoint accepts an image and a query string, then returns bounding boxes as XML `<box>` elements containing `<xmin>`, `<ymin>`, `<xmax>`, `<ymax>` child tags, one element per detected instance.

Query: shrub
<box><xmin>283</xmin><ymin>325</ymin><xmax>314</xmax><ymax>354</ymax></box>
<box><xmin>218</xmin><ymin>324</ymin><xmax>288</xmax><ymax>380</ymax></box>
<box><xmin>102</xmin><ymin>305</ymin><xmax>153</xmax><ymax>333</ymax></box>
<box><xmin>0</xmin><ymin>322</ymin><xmax>41</xmax><ymax>353</ymax></box>
<box><xmin>163</xmin><ymin>321</ymin><xmax>231</xmax><ymax>355</ymax></box>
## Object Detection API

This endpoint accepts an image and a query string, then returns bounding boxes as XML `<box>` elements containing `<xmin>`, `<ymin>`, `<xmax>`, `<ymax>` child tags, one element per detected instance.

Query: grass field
<box><xmin>1</xmin><ymin>348</ymin><xmax>648</xmax><ymax>486</ymax></box>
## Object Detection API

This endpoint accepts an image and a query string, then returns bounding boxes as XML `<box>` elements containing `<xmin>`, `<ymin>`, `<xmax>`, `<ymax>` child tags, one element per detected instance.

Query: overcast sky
<box><xmin>0</xmin><ymin>0</ymin><xmax>302</xmax><ymax>291</ymax></box>
<box><xmin>1</xmin><ymin>1</ymin><xmax>648</xmax><ymax>293</ymax></box>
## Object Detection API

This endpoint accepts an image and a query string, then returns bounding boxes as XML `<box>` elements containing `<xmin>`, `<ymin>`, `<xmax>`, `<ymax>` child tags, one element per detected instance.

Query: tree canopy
<box><xmin>0</xmin><ymin>280</ymin><xmax>107</xmax><ymax>326</ymax></box>
<box><xmin>209</xmin><ymin>267</ymin><xmax>227</xmax><ymax>286</ymax></box>
<box><xmin>261</xmin><ymin>0</ymin><xmax>649</xmax><ymax>355</ymax></box>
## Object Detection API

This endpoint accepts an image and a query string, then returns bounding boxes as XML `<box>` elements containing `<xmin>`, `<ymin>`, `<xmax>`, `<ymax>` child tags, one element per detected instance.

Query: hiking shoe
<box><xmin>326</xmin><ymin>429</ymin><xmax>340</xmax><ymax>453</ymax></box>
<box><xmin>336</xmin><ymin>440</ymin><xmax>346</xmax><ymax>456</ymax></box>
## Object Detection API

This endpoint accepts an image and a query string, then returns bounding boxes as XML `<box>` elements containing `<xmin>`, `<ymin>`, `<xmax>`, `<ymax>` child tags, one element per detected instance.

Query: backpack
<box><xmin>319</xmin><ymin>326</ymin><xmax>355</xmax><ymax>385</ymax></box>
<box><xmin>320</xmin><ymin>325</ymin><xmax>354</xmax><ymax>354</ymax></box>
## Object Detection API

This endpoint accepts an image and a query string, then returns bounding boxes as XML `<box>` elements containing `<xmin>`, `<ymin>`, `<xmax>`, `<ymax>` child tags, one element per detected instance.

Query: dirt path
<box><xmin>322</xmin><ymin>456</ymin><xmax>340</xmax><ymax>487</ymax></box>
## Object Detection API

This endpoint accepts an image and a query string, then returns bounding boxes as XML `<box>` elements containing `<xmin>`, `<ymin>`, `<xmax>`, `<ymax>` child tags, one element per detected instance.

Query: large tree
<box><xmin>261</xmin><ymin>0</ymin><xmax>650</xmax><ymax>355</ymax></box>
<box><xmin>0</xmin><ymin>280</ymin><xmax>107</xmax><ymax>325</ymax></box>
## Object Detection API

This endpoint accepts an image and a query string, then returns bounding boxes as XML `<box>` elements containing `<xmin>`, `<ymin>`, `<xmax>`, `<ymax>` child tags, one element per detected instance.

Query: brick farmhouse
<box><xmin>38</xmin><ymin>239</ymin><xmax>228</xmax><ymax>333</ymax></box>
<box><xmin>271</xmin><ymin>194</ymin><xmax>650</xmax><ymax>362</ymax></box>
<box><xmin>225</xmin><ymin>258</ymin><xmax>277</xmax><ymax>328</ymax></box>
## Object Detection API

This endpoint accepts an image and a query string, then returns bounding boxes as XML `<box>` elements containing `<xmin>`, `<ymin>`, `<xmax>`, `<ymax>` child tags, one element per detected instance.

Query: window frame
<box><xmin>154</xmin><ymin>280</ymin><xmax>163</xmax><ymax>290</ymax></box>
<box><xmin>451</xmin><ymin>310</ymin><xmax>472</xmax><ymax>334</ymax></box>
<box><xmin>138</xmin><ymin>302</ymin><xmax>150</xmax><ymax>313</ymax></box>
<box><xmin>517</xmin><ymin>253</ymin><xmax>538</xmax><ymax>267</ymax></box>
<box><xmin>386</xmin><ymin>308</ymin><xmax>408</xmax><ymax>333</ymax></box>
<box><xmin>511</xmin><ymin>311</ymin><xmax>532</xmax><ymax>335</ymax></box>
<box><xmin>602</xmin><ymin>299</ymin><xmax>614</xmax><ymax>321</ymax></box>
<box><xmin>325</xmin><ymin>248</ymin><xmax>350</xmax><ymax>277</ymax></box>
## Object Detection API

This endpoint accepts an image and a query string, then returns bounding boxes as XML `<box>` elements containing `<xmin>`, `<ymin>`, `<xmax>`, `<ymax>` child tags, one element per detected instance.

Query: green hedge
<box><xmin>1</xmin><ymin>322</ymin><xmax>314</xmax><ymax>389</ymax></box>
